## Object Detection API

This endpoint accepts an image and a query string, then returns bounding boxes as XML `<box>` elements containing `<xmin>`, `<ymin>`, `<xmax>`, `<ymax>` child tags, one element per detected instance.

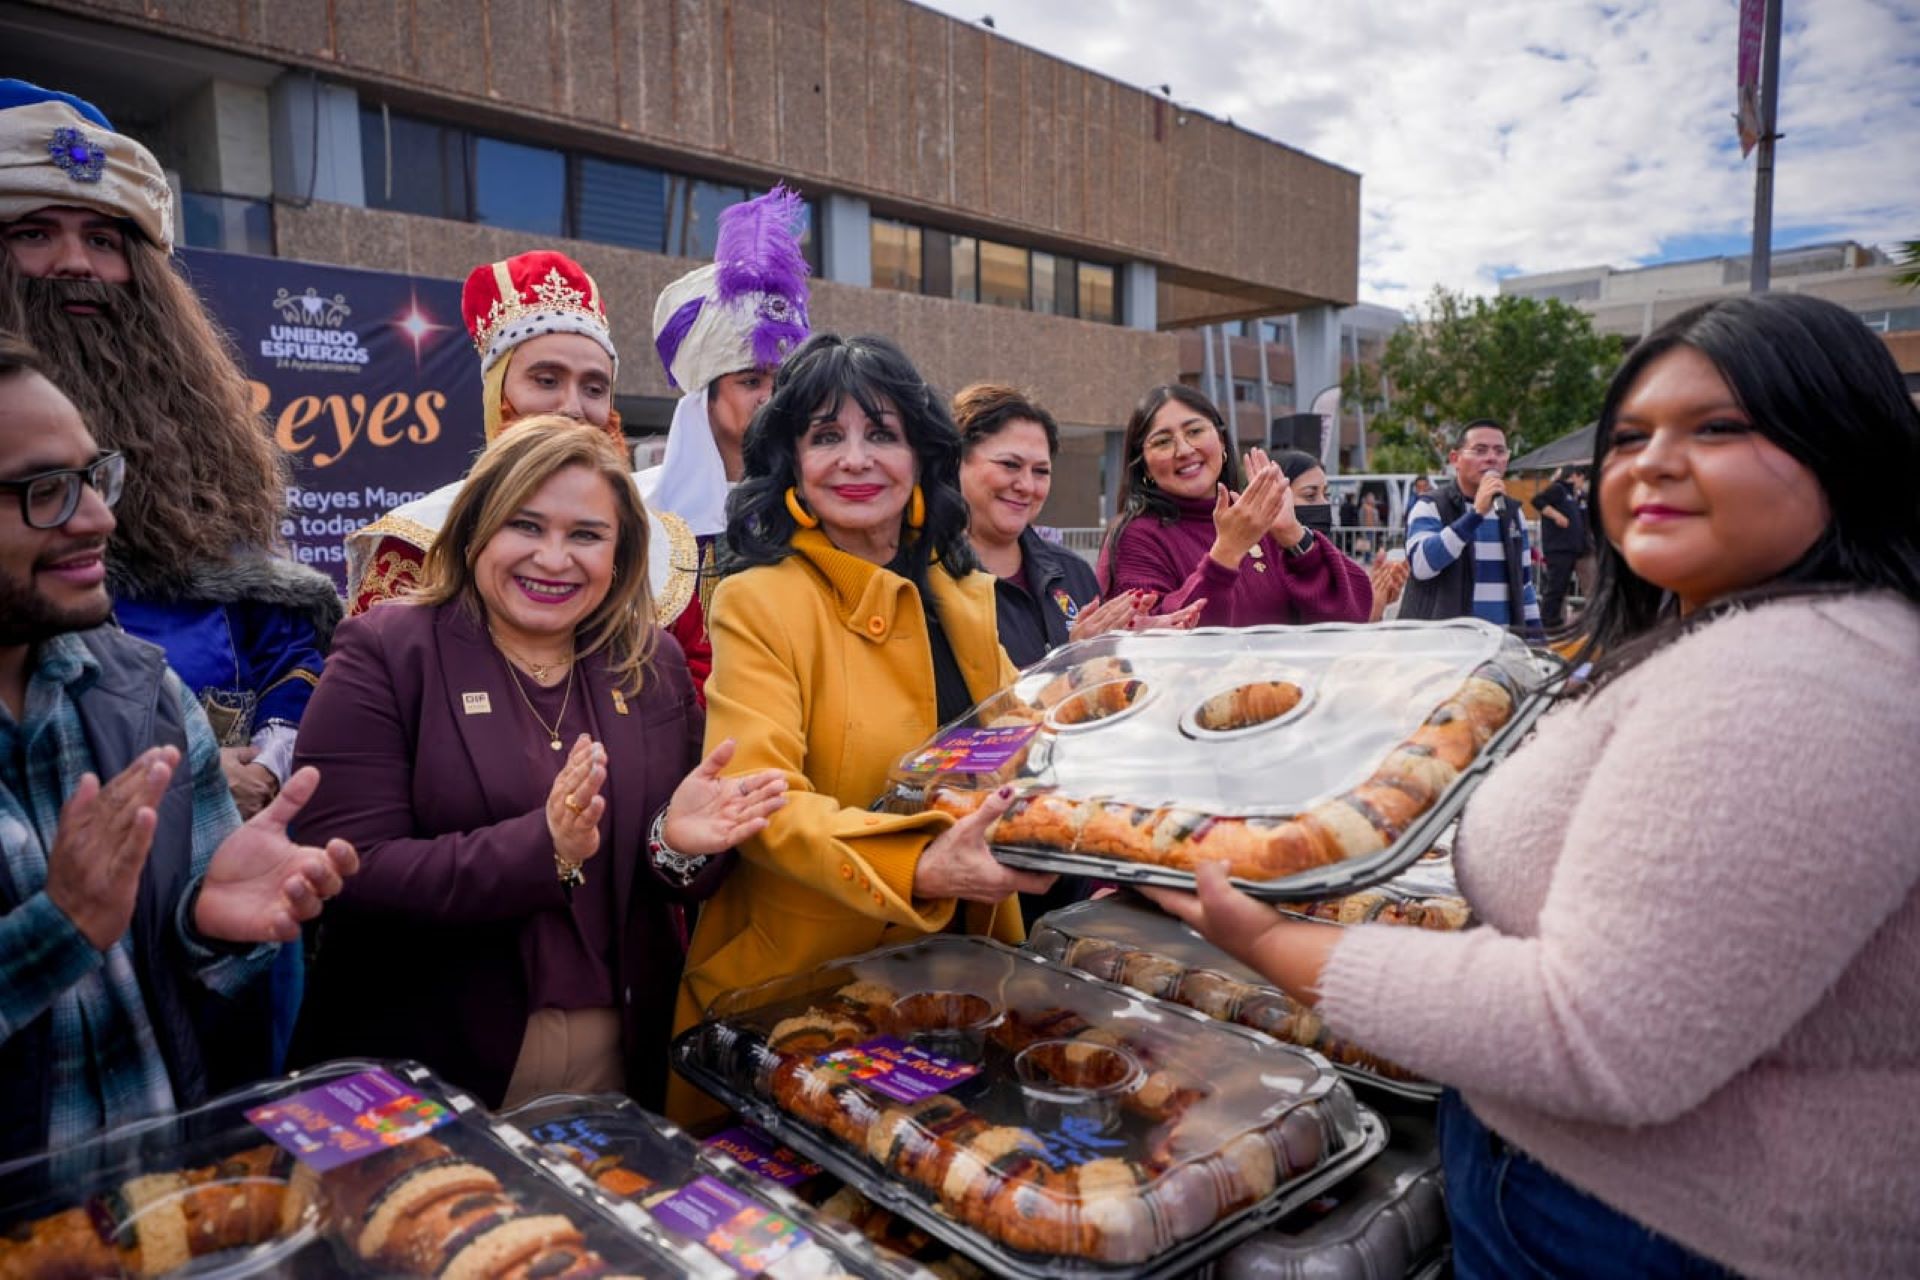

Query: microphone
<box><xmin>1488</xmin><ymin>465</ymin><xmax>1506</xmax><ymax>519</ymax></box>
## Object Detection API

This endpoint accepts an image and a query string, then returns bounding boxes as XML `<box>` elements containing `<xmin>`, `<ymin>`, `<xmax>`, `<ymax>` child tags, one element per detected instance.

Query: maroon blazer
<box><xmin>288</xmin><ymin>600</ymin><xmax>730</xmax><ymax>1108</ymax></box>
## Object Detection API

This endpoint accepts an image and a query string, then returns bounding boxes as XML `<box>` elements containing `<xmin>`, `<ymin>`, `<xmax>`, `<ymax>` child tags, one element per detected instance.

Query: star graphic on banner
<box><xmin>393</xmin><ymin>288</ymin><xmax>449</xmax><ymax>368</ymax></box>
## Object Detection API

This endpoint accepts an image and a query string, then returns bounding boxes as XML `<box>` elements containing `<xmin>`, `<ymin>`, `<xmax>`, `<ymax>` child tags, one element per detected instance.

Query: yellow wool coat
<box><xmin>667</xmin><ymin>529</ymin><xmax>1023</xmax><ymax>1124</ymax></box>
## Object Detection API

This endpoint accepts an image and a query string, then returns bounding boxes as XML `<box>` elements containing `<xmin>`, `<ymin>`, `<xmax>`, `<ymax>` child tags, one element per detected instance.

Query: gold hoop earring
<box><xmin>784</xmin><ymin>487</ymin><xmax>820</xmax><ymax>529</ymax></box>
<box><xmin>906</xmin><ymin>485</ymin><xmax>927</xmax><ymax>529</ymax></box>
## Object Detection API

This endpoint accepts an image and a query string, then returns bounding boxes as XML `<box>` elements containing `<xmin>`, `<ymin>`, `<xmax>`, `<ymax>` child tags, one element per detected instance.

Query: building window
<box><xmin>871</xmin><ymin>218</ymin><xmax>922</xmax><ymax>292</ymax></box>
<box><xmin>1232</xmin><ymin>378</ymin><xmax>1260</xmax><ymax>403</ymax></box>
<box><xmin>359</xmin><ymin>107</ymin><xmax>468</xmax><ymax>221</ymax></box>
<box><xmin>472</xmin><ymin>136</ymin><xmax>565</xmax><ymax>236</ymax></box>
<box><xmin>932</xmin><ymin>231</ymin><xmax>978</xmax><ymax>303</ymax></box>
<box><xmin>1078</xmin><ymin>262</ymin><xmax>1117</xmax><ymax>325</ymax></box>
<box><xmin>666</xmin><ymin>177</ymin><xmax>748</xmax><ymax>260</ymax></box>
<box><xmin>574</xmin><ymin>155</ymin><xmax>667</xmax><ymax>251</ymax></box>
<box><xmin>1261</xmin><ymin>319</ymin><xmax>1290</xmax><ymax>347</ymax></box>
<box><xmin>979</xmin><ymin>240</ymin><xmax>1030</xmax><ymax>310</ymax></box>
<box><xmin>179</xmin><ymin>192</ymin><xmax>273</xmax><ymax>256</ymax></box>
<box><xmin>1031</xmin><ymin>251</ymin><xmax>1058</xmax><ymax>314</ymax></box>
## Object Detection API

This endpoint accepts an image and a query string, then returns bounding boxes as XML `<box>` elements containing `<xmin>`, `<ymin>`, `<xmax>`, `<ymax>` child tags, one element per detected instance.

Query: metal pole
<box><xmin>1216</xmin><ymin>324</ymin><xmax>1240</xmax><ymax>453</ymax></box>
<box><xmin>1201</xmin><ymin>321</ymin><xmax>1218</xmax><ymax>419</ymax></box>
<box><xmin>1256</xmin><ymin>318</ymin><xmax>1274</xmax><ymax>444</ymax></box>
<box><xmin>1750</xmin><ymin>0</ymin><xmax>1782</xmax><ymax>293</ymax></box>
<box><xmin>1349</xmin><ymin>322</ymin><xmax>1368</xmax><ymax>471</ymax></box>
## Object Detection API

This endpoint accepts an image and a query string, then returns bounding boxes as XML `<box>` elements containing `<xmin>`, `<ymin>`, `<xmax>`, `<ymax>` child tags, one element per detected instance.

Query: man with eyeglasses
<box><xmin>0</xmin><ymin>335</ymin><xmax>359</xmax><ymax>1159</ymax></box>
<box><xmin>1400</xmin><ymin>419</ymin><xmax>1543</xmax><ymax>637</ymax></box>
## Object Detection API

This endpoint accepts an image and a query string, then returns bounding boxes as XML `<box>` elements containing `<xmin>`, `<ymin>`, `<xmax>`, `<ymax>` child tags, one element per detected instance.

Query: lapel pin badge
<box><xmin>462</xmin><ymin>691</ymin><xmax>492</xmax><ymax>715</ymax></box>
<box><xmin>611</xmin><ymin>689</ymin><xmax>630</xmax><ymax>715</ymax></box>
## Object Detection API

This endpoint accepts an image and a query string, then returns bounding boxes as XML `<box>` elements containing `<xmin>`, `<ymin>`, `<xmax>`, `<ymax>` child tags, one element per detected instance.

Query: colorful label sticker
<box><xmin>903</xmin><ymin>723</ymin><xmax>1039</xmax><ymax>774</ymax></box>
<box><xmin>814</xmin><ymin>1036</ymin><xmax>981</xmax><ymax>1103</ymax></box>
<box><xmin>651</xmin><ymin>1176</ymin><xmax>811</xmax><ymax>1276</ymax></box>
<box><xmin>245</xmin><ymin>1068</ymin><xmax>453</xmax><ymax>1171</ymax></box>
<box><xmin>703</xmin><ymin>1126</ymin><xmax>822</xmax><ymax>1187</ymax></box>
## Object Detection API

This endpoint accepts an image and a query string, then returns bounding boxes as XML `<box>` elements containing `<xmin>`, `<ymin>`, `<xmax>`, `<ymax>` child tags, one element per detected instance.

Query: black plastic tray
<box><xmin>672</xmin><ymin>940</ymin><xmax>1389</xmax><ymax>1280</ymax></box>
<box><xmin>499</xmin><ymin>1094</ymin><xmax>936</xmax><ymax>1279</ymax></box>
<box><xmin>986</xmin><ymin>648</ymin><xmax>1564</xmax><ymax>902</ymax></box>
<box><xmin>1029</xmin><ymin>896</ymin><xmax>1445</xmax><ymax>1102</ymax></box>
<box><xmin>0</xmin><ymin>1059</ymin><xmax>719</xmax><ymax>1279</ymax></box>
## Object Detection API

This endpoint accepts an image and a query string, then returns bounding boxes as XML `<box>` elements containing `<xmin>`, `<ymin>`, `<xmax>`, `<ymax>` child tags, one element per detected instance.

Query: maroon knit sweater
<box><xmin>1102</xmin><ymin>494</ymin><xmax>1372</xmax><ymax>626</ymax></box>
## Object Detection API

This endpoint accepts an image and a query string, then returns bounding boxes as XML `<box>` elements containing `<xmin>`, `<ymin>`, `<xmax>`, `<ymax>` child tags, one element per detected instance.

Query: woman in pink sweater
<box><xmin>1098</xmin><ymin>385</ymin><xmax>1371</xmax><ymax>626</ymax></box>
<box><xmin>1148</xmin><ymin>294</ymin><xmax>1920</xmax><ymax>1279</ymax></box>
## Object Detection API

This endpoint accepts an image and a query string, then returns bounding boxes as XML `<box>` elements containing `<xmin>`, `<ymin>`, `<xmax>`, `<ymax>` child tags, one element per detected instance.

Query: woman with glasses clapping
<box><xmin>1098</xmin><ymin>385</ymin><xmax>1371</xmax><ymax>627</ymax></box>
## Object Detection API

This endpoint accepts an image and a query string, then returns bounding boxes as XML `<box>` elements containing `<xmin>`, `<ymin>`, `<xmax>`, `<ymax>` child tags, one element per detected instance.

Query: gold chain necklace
<box><xmin>488</xmin><ymin>630</ymin><xmax>574</xmax><ymax>683</ymax></box>
<box><xmin>500</xmin><ymin>652</ymin><xmax>575</xmax><ymax>751</ymax></box>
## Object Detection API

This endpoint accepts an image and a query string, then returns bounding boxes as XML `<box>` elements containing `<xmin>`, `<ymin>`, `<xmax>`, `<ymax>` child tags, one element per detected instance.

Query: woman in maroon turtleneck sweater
<box><xmin>1098</xmin><ymin>385</ymin><xmax>1371</xmax><ymax>626</ymax></box>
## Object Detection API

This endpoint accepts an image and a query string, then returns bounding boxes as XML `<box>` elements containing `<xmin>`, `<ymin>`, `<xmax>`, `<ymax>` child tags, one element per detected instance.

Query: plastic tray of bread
<box><xmin>0</xmin><ymin>1059</ymin><xmax>725</xmax><ymax>1279</ymax></box>
<box><xmin>1028</xmin><ymin>896</ymin><xmax>1458</xmax><ymax>1100</ymax></box>
<box><xmin>671</xmin><ymin>937</ymin><xmax>1387</xmax><ymax>1280</ymax></box>
<box><xmin>501</xmin><ymin>1094</ymin><xmax>937</xmax><ymax>1280</ymax></box>
<box><xmin>1215</xmin><ymin>1102</ymin><xmax>1447</xmax><ymax>1280</ymax></box>
<box><xmin>882</xmin><ymin>620</ymin><xmax>1556</xmax><ymax>901</ymax></box>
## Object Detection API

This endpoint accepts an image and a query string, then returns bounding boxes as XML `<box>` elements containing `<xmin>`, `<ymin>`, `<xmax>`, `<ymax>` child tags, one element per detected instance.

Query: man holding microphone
<box><xmin>1398</xmin><ymin>418</ymin><xmax>1543</xmax><ymax>638</ymax></box>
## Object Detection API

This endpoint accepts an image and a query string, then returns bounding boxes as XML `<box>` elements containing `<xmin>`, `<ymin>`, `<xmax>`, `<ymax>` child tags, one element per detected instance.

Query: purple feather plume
<box><xmin>715</xmin><ymin>185</ymin><xmax>813</xmax><ymax>368</ymax></box>
<box><xmin>653</xmin><ymin>297</ymin><xmax>704</xmax><ymax>390</ymax></box>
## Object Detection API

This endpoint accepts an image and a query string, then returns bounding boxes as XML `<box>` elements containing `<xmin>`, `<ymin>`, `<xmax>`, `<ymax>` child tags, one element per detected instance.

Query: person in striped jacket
<box><xmin>1399</xmin><ymin>419</ymin><xmax>1543</xmax><ymax>639</ymax></box>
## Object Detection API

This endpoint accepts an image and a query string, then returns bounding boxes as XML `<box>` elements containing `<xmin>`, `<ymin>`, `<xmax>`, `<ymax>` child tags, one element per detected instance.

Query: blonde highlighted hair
<box><xmin>414</xmin><ymin>415</ymin><xmax>657</xmax><ymax>693</ymax></box>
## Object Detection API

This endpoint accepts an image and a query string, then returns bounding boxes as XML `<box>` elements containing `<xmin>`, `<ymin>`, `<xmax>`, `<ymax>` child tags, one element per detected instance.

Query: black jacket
<box><xmin>993</xmin><ymin>529</ymin><xmax>1103</xmax><ymax>669</ymax></box>
<box><xmin>0</xmin><ymin>627</ymin><xmax>273</xmax><ymax>1163</ymax></box>
<box><xmin>1530</xmin><ymin>480</ymin><xmax>1587</xmax><ymax>556</ymax></box>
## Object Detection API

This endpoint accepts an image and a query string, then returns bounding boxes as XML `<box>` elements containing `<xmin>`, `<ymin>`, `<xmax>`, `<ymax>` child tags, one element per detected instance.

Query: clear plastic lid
<box><xmin>673</xmin><ymin>937</ymin><xmax>1380</xmax><ymax>1277</ymax></box>
<box><xmin>1217</xmin><ymin>1112</ymin><xmax>1445</xmax><ymax>1280</ymax></box>
<box><xmin>1028</xmin><ymin>897</ymin><xmax>1445</xmax><ymax>1096</ymax></box>
<box><xmin>501</xmin><ymin>1095</ymin><xmax>936</xmax><ymax>1280</ymax></box>
<box><xmin>0</xmin><ymin>1059</ymin><xmax>719</xmax><ymax>1279</ymax></box>
<box><xmin>882</xmin><ymin>622</ymin><xmax>1551</xmax><ymax>898</ymax></box>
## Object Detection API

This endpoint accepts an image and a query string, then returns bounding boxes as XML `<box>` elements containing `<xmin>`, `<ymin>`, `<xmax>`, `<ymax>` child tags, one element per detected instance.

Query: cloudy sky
<box><xmin>918</xmin><ymin>0</ymin><xmax>1920</xmax><ymax>311</ymax></box>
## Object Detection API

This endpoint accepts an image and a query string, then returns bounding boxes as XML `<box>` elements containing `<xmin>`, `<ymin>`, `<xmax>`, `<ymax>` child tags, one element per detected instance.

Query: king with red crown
<box><xmin>344</xmin><ymin>250</ymin><xmax>702</xmax><ymax>664</ymax></box>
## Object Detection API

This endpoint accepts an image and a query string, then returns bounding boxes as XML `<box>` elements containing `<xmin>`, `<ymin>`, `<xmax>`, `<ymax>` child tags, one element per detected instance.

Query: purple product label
<box><xmin>814</xmin><ymin>1036</ymin><xmax>981</xmax><ymax>1103</ymax></box>
<box><xmin>651</xmin><ymin>1175</ymin><xmax>811</xmax><ymax>1276</ymax></box>
<box><xmin>245</xmin><ymin>1068</ymin><xmax>453</xmax><ymax>1171</ymax></box>
<box><xmin>703</xmin><ymin>1126</ymin><xmax>822</xmax><ymax>1187</ymax></box>
<box><xmin>903</xmin><ymin>723</ymin><xmax>1039</xmax><ymax>774</ymax></box>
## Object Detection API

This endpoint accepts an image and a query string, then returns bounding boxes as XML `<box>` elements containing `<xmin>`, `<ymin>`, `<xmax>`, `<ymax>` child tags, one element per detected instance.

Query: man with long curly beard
<box><xmin>0</xmin><ymin>83</ymin><xmax>340</xmax><ymax>825</ymax></box>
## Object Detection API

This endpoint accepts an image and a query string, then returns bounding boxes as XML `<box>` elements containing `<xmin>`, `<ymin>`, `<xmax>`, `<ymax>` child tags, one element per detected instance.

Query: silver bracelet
<box><xmin>650</xmin><ymin>809</ymin><xmax>712</xmax><ymax>886</ymax></box>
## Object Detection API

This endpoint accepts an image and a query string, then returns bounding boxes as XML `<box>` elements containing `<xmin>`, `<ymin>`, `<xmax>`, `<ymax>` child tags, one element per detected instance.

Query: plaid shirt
<box><xmin>0</xmin><ymin>633</ymin><xmax>272</xmax><ymax>1146</ymax></box>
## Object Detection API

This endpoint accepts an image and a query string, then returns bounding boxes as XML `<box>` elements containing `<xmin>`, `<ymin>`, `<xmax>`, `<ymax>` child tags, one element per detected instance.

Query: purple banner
<box><xmin>814</xmin><ymin>1036</ymin><xmax>981</xmax><ymax>1104</ymax></box>
<box><xmin>244</xmin><ymin>1068</ymin><xmax>454</xmax><ymax>1171</ymax></box>
<box><xmin>176</xmin><ymin>248</ymin><xmax>484</xmax><ymax>591</ymax></box>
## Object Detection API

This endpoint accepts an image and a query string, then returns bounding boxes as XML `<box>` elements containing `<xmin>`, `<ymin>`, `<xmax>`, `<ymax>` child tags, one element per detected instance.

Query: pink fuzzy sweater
<box><xmin>1320</xmin><ymin>592</ymin><xmax>1920</xmax><ymax>1278</ymax></box>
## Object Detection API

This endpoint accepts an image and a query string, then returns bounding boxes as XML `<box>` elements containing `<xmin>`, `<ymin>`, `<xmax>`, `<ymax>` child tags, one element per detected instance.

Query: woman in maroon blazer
<box><xmin>290</xmin><ymin>417</ymin><xmax>784</xmax><ymax>1109</ymax></box>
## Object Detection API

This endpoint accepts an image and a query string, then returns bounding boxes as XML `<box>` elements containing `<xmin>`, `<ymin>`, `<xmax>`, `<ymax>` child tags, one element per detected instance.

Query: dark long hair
<box><xmin>1578</xmin><ymin>293</ymin><xmax>1920</xmax><ymax>688</ymax></box>
<box><xmin>1099</xmin><ymin>384</ymin><xmax>1244</xmax><ymax>591</ymax></box>
<box><xmin>723</xmin><ymin>333</ymin><xmax>976</xmax><ymax>583</ymax></box>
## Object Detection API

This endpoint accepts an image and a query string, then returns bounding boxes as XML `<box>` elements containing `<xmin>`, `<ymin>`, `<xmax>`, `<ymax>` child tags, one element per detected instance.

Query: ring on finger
<box><xmin>564</xmin><ymin>796</ymin><xmax>585</xmax><ymax>815</ymax></box>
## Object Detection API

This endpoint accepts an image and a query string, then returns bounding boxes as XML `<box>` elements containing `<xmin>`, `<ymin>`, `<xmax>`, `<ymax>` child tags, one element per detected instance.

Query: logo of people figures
<box><xmin>272</xmin><ymin>286</ymin><xmax>353</xmax><ymax>328</ymax></box>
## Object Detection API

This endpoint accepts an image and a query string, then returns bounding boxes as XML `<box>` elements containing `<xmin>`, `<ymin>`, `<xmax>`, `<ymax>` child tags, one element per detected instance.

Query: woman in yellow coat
<box><xmin>669</xmin><ymin>334</ymin><xmax>1055</xmax><ymax>1123</ymax></box>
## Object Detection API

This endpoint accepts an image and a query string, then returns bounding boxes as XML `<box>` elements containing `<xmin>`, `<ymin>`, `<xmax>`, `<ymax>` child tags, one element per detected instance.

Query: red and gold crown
<box><xmin>461</xmin><ymin>250</ymin><xmax>617</xmax><ymax>376</ymax></box>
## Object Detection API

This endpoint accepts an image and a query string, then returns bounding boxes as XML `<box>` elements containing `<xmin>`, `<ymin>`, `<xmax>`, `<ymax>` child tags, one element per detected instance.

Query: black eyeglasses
<box><xmin>0</xmin><ymin>452</ymin><xmax>126</xmax><ymax>529</ymax></box>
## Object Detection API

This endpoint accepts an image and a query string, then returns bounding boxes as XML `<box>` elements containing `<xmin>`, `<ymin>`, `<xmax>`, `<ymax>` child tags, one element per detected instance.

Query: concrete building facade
<box><xmin>1501</xmin><ymin>242</ymin><xmax>1920</xmax><ymax>396</ymax></box>
<box><xmin>3</xmin><ymin>0</ymin><xmax>1361</xmax><ymax>523</ymax></box>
